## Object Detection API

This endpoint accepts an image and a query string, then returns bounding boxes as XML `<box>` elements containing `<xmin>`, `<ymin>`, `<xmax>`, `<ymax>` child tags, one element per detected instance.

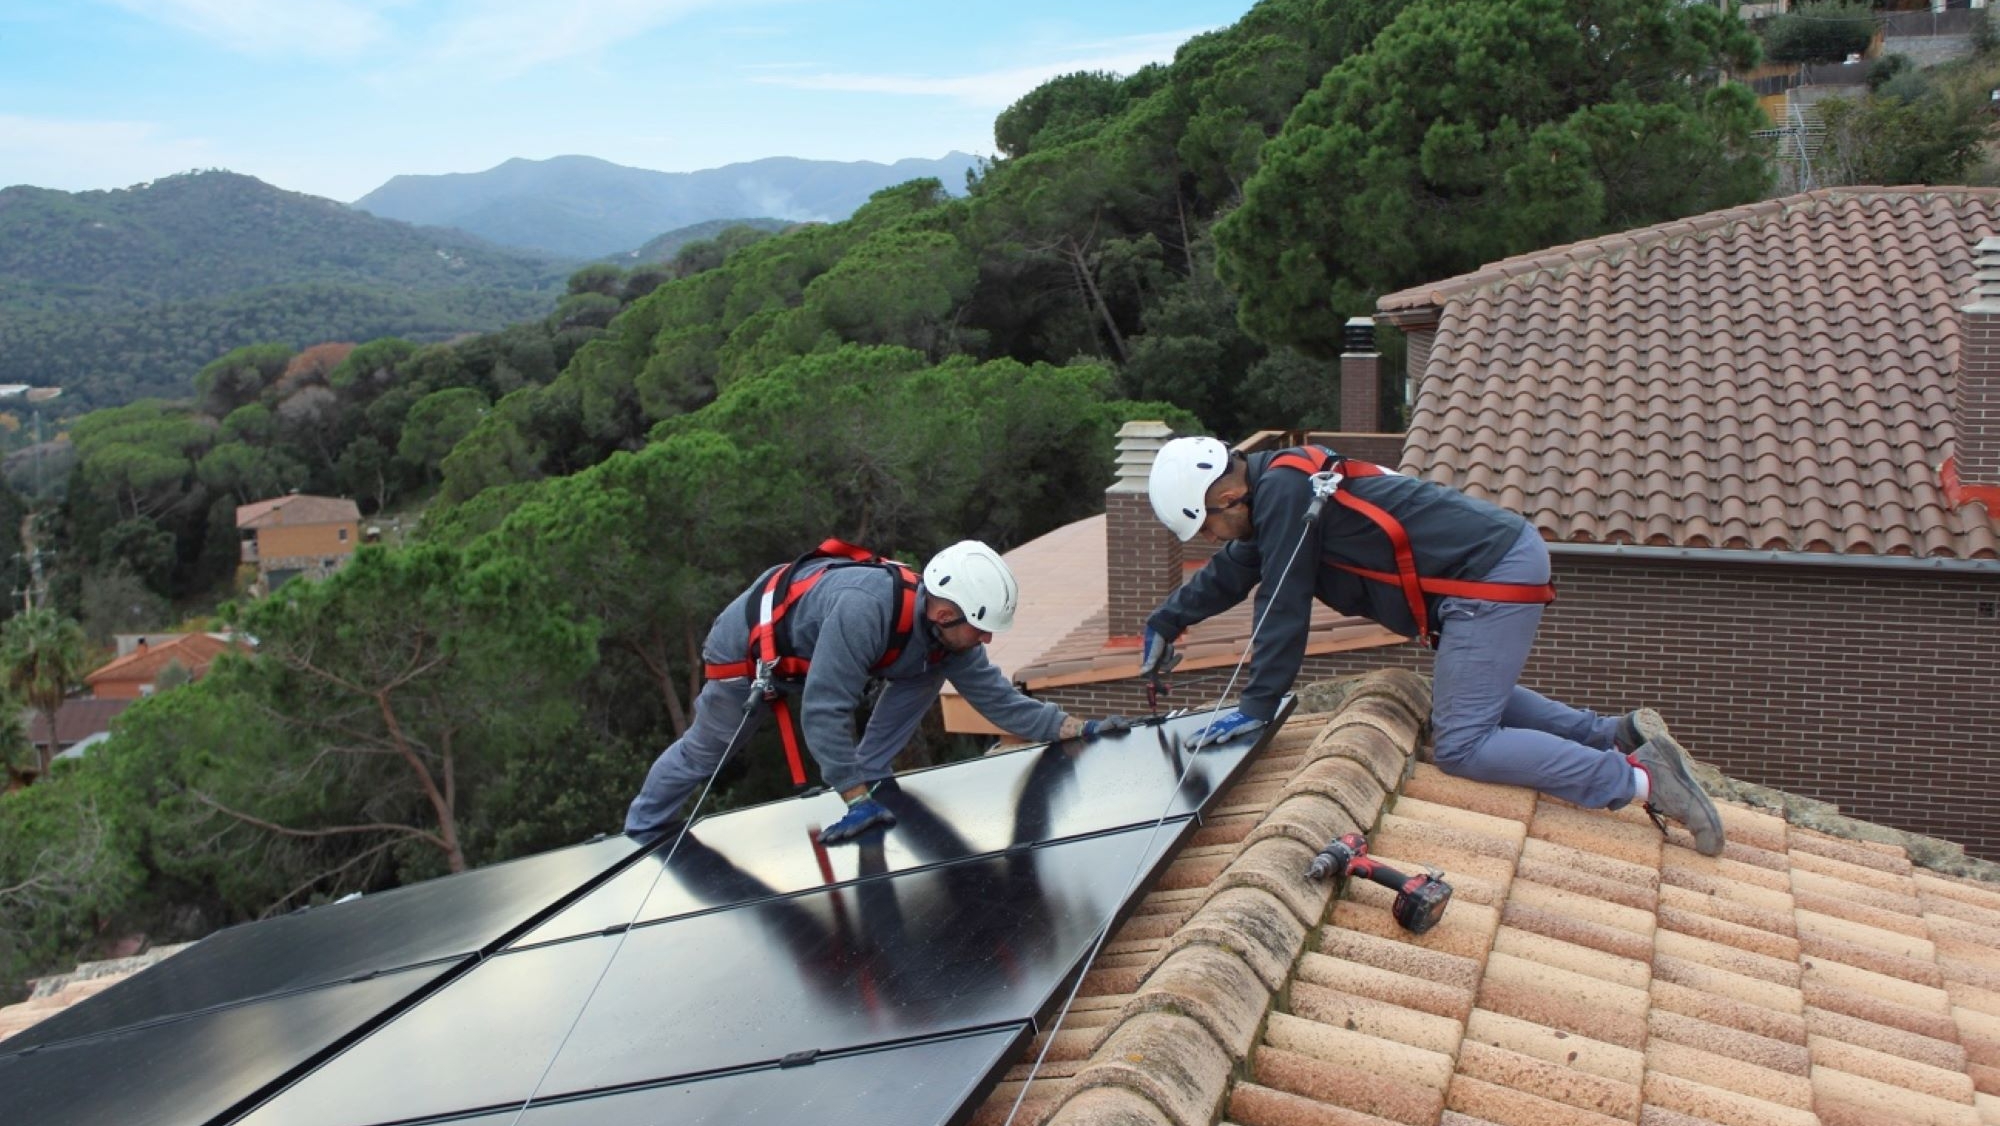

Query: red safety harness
<box><xmin>1268</xmin><ymin>447</ymin><xmax>1554</xmax><ymax>646</ymax></box>
<box><xmin>703</xmin><ymin>539</ymin><xmax>920</xmax><ymax>787</ymax></box>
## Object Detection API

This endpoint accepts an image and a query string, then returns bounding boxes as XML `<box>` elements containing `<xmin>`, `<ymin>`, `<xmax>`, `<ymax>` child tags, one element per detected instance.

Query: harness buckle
<box><xmin>1302</xmin><ymin>469</ymin><xmax>1345</xmax><ymax>524</ymax></box>
<box><xmin>746</xmin><ymin>658</ymin><xmax>781</xmax><ymax>710</ymax></box>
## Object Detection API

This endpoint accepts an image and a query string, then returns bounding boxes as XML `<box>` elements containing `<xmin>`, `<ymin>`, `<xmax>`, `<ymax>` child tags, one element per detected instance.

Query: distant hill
<box><xmin>352</xmin><ymin>153</ymin><xmax>983</xmax><ymax>258</ymax></box>
<box><xmin>0</xmin><ymin>171</ymin><xmax>567</xmax><ymax>406</ymax></box>
<box><xmin>611</xmin><ymin>218</ymin><xmax>795</xmax><ymax>264</ymax></box>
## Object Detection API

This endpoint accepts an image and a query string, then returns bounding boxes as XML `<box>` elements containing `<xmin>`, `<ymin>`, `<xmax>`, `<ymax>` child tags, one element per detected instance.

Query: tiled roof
<box><xmin>23</xmin><ymin>698</ymin><xmax>131</xmax><ymax>747</ymax></box>
<box><xmin>974</xmin><ymin>670</ymin><xmax>2000</xmax><ymax>1126</ymax></box>
<box><xmin>235</xmin><ymin>494</ymin><xmax>361</xmax><ymax>529</ymax></box>
<box><xmin>941</xmin><ymin>517</ymin><xmax>1404</xmax><ymax>734</ymax></box>
<box><xmin>1381</xmin><ymin>186</ymin><xmax>2000</xmax><ymax>560</ymax></box>
<box><xmin>83</xmin><ymin>633</ymin><xmax>238</xmax><ymax>689</ymax></box>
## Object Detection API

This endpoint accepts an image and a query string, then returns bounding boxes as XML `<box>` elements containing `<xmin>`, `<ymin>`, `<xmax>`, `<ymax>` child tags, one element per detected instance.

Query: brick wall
<box><xmin>1038</xmin><ymin>554</ymin><xmax>2000</xmax><ymax>861</ymax></box>
<box><xmin>1106</xmin><ymin>491</ymin><xmax>1180</xmax><ymax>640</ymax></box>
<box><xmin>1340</xmin><ymin>353</ymin><xmax>1380</xmax><ymax>433</ymax></box>
<box><xmin>1961</xmin><ymin>303</ymin><xmax>2000</xmax><ymax>484</ymax></box>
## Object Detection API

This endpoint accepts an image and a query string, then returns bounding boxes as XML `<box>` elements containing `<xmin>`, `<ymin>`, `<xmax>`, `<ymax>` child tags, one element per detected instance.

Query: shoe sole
<box><xmin>1644</xmin><ymin>731</ymin><xmax>1725</xmax><ymax>857</ymax></box>
<box><xmin>1630</xmin><ymin>708</ymin><xmax>1671</xmax><ymax>747</ymax></box>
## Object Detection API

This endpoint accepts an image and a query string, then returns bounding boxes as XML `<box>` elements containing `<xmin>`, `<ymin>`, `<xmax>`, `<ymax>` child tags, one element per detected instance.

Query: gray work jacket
<box><xmin>1148</xmin><ymin>447</ymin><xmax>1525</xmax><ymax>723</ymax></box>
<box><xmin>704</xmin><ymin>558</ymin><xmax>1068</xmax><ymax>789</ymax></box>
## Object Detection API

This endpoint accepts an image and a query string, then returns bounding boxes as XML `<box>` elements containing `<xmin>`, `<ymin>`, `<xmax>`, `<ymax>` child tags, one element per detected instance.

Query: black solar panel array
<box><xmin>0</xmin><ymin>704</ymin><xmax>1287</xmax><ymax>1126</ymax></box>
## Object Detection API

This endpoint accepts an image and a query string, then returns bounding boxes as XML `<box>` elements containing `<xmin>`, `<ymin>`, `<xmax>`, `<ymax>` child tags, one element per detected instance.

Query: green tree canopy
<box><xmin>1215</xmin><ymin>0</ymin><xmax>1767</xmax><ymax>356</ymax></box>
<box><xmin>0</xmin><ymin>608</ymin><xmax>88</xmax><ymax>776</ymax></box>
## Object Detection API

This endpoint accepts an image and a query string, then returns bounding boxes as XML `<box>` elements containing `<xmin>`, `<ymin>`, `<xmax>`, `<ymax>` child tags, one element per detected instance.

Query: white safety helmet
<box><xmin>922</xmin><ymin>540</ymin><xmax>1019</xmax><ymax>633</ymax></box>
<box><xmin>1147</xmin><ymin>436</ymin><xmax>1233</xmax><ymax>542</ymax></box>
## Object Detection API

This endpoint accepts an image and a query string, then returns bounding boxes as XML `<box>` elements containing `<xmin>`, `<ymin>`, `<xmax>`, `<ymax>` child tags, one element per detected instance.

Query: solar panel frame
<box><xmin>513</xmin><ymin>708</ymin><xmax>1262</xmax><ymax>947</ymax></box>
<box><xmin>2</xmin><ymin>833</ymin><xmax>645</xmax><ymax>1055</ymax></box>
<box><xmin>233</xmin><ymin>820</ymin><xmax>1195</xmax><ymax>1126</ymax></box>
<box><xmin>0</xmin><ymin>962</ymin><xmax>456</xmax><ymax>1126</ymax></box>
<box><xmin>418</xmin><ymin>1025</ymin><xmax>1030</xmax><ymax>1126</ymax></box>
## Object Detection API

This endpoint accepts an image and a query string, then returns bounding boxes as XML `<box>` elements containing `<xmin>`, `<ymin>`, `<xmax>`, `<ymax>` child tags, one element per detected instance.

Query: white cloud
<box><xmin>422</xmin><ymin>0</ymin><xmax>741</xmax><ymax>76</ymax></box>
<box><xmin>101</xmin><ymin>0</ymin><xmax>388</xmax><ymax>57</ymax></box>
<box><xmin>0</xmin><ymin>115</ymin><xmax>221</xmax><ymax>192</ymax></box>
<box><xmin>754</xmin><ymin>29</ymin><xmax>1198</xmax><ymax>107</ymax></box>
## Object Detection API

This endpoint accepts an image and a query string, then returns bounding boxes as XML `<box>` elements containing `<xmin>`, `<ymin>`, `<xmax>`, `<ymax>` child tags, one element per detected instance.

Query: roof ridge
<box><xmin>986</xmin><ymin>669</ymin><xmax>1998</xmax><ymax>1126</ymax></box>
<box><xmin>1378</xmin><ymin>186</ymin><xmax>2000</xmax><ymax>313</ymax></box>
<box><xmin>1031</xmin><ymin>668</ymin><xmax>1431</xmax><ymax>1125</ymax></box>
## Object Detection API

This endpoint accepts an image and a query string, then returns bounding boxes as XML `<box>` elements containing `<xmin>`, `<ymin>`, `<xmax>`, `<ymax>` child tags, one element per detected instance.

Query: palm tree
<box><xmin>1</xmin><ymin>608</ymin><xmax>89</xmax><ymax>777</ymax></box>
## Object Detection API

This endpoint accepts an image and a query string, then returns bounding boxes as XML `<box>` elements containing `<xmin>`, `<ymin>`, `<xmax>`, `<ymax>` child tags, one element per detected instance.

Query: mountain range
<box><xmin>0</xmin><ymin>171</ymin><xmax>564</xmax><ymax>406</ymax></box>
<box><xmin>351</xmin><ymin>152</ymin><xmax>983</xmax><ymax>258</ymax></box>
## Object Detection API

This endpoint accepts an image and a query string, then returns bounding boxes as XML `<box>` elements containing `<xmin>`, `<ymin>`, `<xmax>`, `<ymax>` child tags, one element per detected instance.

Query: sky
<box><xmin>0</xmin><ymin>0</ymin><xmax>1257</xmax><ymax>204</ymax></box>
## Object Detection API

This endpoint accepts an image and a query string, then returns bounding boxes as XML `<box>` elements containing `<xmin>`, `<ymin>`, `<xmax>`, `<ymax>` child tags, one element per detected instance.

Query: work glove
<box><xmin>1137</xmin><ymin>626</ymin><xmax>1180</xmax><ymax>681</ymax></box>
<box><xmin>821</xmin><ymin>796</ymin><xmax>897</xmax><ymax>843</ymax></box>
<box><xmin>1187</xmin><ymin>709</ymin><xmax>1264</xmax><ymax>751</ymax></box>
<box><xmin>1081</xmin><ymin>715</ymin><xmax>1134</xmax><ymax>741</ymax></box>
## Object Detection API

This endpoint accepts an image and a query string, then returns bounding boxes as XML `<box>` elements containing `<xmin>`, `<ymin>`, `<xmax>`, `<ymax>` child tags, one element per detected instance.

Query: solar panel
<box><xmin>0</xmin><ymin>962</ymin><xmax>451</xmax><ymax>1126</ymax></box>
<box><xmin>515</xmin><ymin>709</ymin><xmax>1260</xmax><ymax>946</ymax></box>
<box><xmin>236</xmin><ymin>822</ymin><xmax>1188</xmax><ymax>1126</ymax></box>
<box><xmin>3</xmin><ymin>834</ymin><xmax>641</xmax><ymax>1053</ymax></box>
<box><xmin>416</xmin><ymin>1027</ymin><xmax>1027</xmax><ymax>1126</ymax></box>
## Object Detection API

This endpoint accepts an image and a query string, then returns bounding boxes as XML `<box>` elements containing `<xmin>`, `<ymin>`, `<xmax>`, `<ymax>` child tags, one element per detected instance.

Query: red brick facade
<box><xmin>1106</xmin><ymin>491</ymin><xmax>1179</xmax><ymax>640</ymax></box>
<box><xmin>1961</xmin><ymin>296</ymin><xmax>2000</xmax><ymax>485</ymax></box>
<box><xmin>1340</xmin><ymin>352</ymin><xmax>1379</xmax><ymax>434</ymax></box>
<box><xmin>1037</xmin><ymin>552</ymin><xmax>2000</xmax><ymax>861</ymax></box>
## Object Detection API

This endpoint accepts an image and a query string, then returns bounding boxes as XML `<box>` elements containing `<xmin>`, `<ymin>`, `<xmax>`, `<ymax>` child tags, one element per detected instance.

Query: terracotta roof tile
<box><xmin>971</xmin><ymin>666</ymin><xmax>2000</xmax><ymax>1126</ymax></box>
<box><xmin>234</xmin><ymin>494</ymin><xmax>361</xmax><ymax>529</ymax></box>
<box><xmin>24</xmin><ymin>698</ymin><xmax>132</xmax><ymax>746</ymax></box>
<box><xmin>83</xmin><ymin>633</ymin><xmax>241</xmax><ymax>689</ymax></box>
<box><xmin>1383</xmin><ymin>187</ymin><xmax>2000</xmax><ymax>559</ymax></box>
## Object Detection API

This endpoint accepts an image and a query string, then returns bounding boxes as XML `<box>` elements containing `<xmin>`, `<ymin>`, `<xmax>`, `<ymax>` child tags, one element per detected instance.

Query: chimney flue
<box><xmin>1105</xmin><ymin>421</ymin><xmax>1181</xmax><ymax>642</ymax></box>
<box><xmin>1955</xmin><ymin>237</ymin><xmax>2000</xmax><ymax>490</ymax></box>
<box><xmin>1340</xmin><ymin>315</ymin><xmax>1381</xmax><ymax>434</ymax></box>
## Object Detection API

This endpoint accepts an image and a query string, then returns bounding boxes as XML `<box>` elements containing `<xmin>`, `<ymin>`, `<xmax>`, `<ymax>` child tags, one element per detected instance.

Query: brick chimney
<box><xmin>1106</xmin><ymin>420</ymin><xmax>1181</xmax><ymax>642</ymax></box>
<box><xmin>1958</xmin><ymin>236</ymin><xmax>2000</xmax><ymax>490</ymax></box>
<box><xmin>1340</xmin><ymin>316</ymin><xmax>1380</xmax><ymax>433</ymax></box>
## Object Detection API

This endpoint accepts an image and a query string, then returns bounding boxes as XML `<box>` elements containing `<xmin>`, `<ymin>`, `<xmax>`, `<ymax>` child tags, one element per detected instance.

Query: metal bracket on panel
<box><xmin>779</xmin><ymin>1049</ymin><xmax>820</xmax><ymax>1069</ymax></box>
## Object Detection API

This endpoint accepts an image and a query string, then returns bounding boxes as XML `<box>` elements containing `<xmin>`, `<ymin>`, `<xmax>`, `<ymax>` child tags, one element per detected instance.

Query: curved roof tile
<box><xmin>1383</xmin><ymin>187</ymin><xmax>2000</xmax><ymax>560</ymax></box>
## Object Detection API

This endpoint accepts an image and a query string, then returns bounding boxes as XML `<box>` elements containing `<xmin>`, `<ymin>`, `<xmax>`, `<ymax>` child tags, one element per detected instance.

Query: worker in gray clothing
<box><xmin>1140</xmin><ymin>437</ymin><xmax>1724</xmax><ymax>856</ymax></box>
<box><xmin>626</xmin><ymin>539</ymin><xmax>1129</xmax><ymax>844</ymax></box>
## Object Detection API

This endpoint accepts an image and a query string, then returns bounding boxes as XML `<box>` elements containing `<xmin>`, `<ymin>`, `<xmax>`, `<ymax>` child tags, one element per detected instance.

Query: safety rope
<box><xmin>501</xmin><ymin>698</ymin><xmax>759</xmax><ymax>1126</ymax></box>
<box><xmin>1001</xmin><ymin>501</ymin><xmax>1326</xmax><ymax>1125</ymax></box>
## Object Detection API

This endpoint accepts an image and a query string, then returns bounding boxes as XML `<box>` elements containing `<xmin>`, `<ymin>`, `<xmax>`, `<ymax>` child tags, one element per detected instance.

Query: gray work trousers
<box><xmin>623</xmin><ymin>677</ymin><xmax>912</xmax><ymax>835</ymax></box>
<box><xmin>1427</xmin><ymin>526</ymin><xmax>1636</xmax><ymax>809</ymax></box>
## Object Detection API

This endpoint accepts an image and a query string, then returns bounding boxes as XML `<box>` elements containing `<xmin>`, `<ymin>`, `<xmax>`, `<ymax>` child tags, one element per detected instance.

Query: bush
<box><xmin>1763</xmin><ymin>2</ymin><xmax>1877</xmax><ymax>64</ymax></box>
<box><xmin>1867</xmin><ymin>53</ymin><xmax>1912</xmax><ymax>92</ymax></box>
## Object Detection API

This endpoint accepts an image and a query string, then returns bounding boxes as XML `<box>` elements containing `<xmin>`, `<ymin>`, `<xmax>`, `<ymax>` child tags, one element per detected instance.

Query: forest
<box><xmin>0</xmin><ymin>170</ymin><xmax>565</xmax><ymax>405</ymax></box>
<box><xmin>3</xmin><ymin>0</ymin><xmax>1995</xmax><ymax>1002</ymax></box>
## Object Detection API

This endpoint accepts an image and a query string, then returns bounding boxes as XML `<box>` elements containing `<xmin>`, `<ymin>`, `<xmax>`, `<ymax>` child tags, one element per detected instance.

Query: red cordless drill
<box><xmin>1306</xmin><ymin>832</ymin><xmax>1453</xmax><ymax>935</ymax></box>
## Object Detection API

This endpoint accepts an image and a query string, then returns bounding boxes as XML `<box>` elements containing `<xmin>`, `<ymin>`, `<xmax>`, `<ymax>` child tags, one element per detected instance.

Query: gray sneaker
<box><xmin>1614</xmin><ymin>707</ymin><xmax>1671</xmax><ymax>754</ymax></box>
<box><xmin>1628</xmin><ymin>732</ymin><xmax>1724</xmax><ymax>857</ymax></box>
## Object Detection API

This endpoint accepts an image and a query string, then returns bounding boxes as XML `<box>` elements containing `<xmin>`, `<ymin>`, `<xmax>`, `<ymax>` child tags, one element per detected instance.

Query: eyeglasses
<box><xmin>933</xmin><ymin>613</ymin><xmax>972</xmax><ymax>631</ymax></box>
<box><xmin>1204</xmin><ymin>495</ymin><xmax>1247</xmax><ymax>516</ymax></box>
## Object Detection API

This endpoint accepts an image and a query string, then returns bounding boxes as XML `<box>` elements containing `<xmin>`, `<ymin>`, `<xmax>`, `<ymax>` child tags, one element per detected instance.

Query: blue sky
<box><xmin>0</xmin><ymin>0</ymin><xmax>1256</xmax><ymax>203</ymax></box>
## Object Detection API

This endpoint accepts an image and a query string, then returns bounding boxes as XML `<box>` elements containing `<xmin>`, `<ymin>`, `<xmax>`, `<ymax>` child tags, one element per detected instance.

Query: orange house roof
<box><xmin>971</xmin><ymin>670</ymin><xmax>2000</xmax><ymax>1126</ymax></box>
<box><xmin>235</xmin><ymin>494</ymin><xmax>361</xmax><ymax>529</ymax></box>
<box><xmin>84</xmin><ymin>634</ymin><xmax>240</xmax><ymax>691</ymax></box>
<box><xmin>1380</xmin><ymin>186</ymin><xmax>2000</xmax><ymax>560</ymax></box>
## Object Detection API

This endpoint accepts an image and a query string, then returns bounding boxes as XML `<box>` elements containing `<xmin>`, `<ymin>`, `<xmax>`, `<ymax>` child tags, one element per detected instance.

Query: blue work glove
<box><xmin>1081</xmin><ymin>715</ymin><xmax>1134</xmax><ymax>741</ymax></box>
<box><xmin>821</xmin><ymin>796</ymin><xmax>897</xmax><ymax>844</ymax></box>
<box><xmin>1188</xmin><ymin>709</ymin><xmax>1264</xmax><ymax>751</ymax></box>
<box><xmin>1138</xmin><ymin>626</ymin><xmax>1180</xmax><ymax>680</ymax></box>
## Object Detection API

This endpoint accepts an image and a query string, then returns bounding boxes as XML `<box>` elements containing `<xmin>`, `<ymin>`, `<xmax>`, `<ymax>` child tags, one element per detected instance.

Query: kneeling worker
<box><xmin>626</xmin><ymin>539</ymin><xmax>1128</xmax><ymax>843</ymax></box>
<box><xmin>1141</xmin><ymin>437</ymin><xmax>1724</xmax><ymax>856</ymax></box>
